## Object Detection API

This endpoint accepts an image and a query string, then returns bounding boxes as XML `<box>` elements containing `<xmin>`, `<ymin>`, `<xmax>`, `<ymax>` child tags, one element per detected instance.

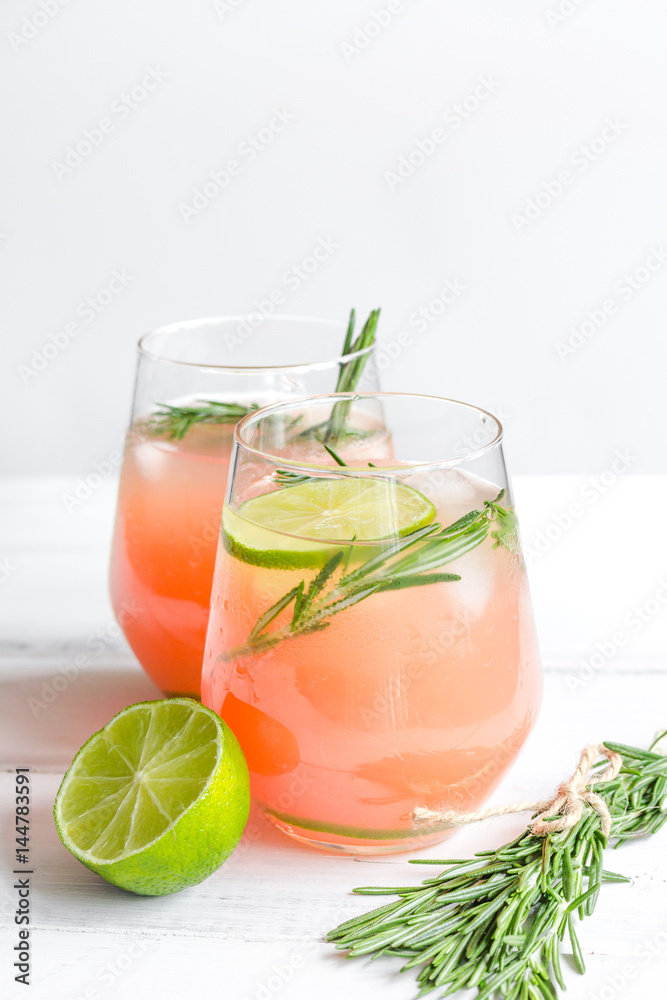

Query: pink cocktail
<box><xmin>109</xmin><ymin>315</ymin><xmax>379</xmax><ymax>697</ymax></box>
<box><xmin>202</xmin><ymin>393</ymin><xmax>542</xmax><ymax>853</ymax></box>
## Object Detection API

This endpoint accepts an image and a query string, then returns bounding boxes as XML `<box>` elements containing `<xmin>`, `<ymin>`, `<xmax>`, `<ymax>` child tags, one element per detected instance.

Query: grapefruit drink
<box><xmin>109</xmin><ymin>313</ymin><xmax>380</xmax><ymax>698</ymax></box>
<box><xmin>202</xmin><ymin>393</ymin><xmax>542</xmax><ymax>854</ymax></box>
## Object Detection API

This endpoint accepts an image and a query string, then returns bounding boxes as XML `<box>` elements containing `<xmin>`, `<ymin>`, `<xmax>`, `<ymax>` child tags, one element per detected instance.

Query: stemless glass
<box><xmin>109</xmin><ymin>316</ymin><xmax>379</xmax><ymax>699</ymax></box>
<box><xmin>202</xmin><ymin>393</ymin><xmax>542</xmax><ymax>855</ymax></box>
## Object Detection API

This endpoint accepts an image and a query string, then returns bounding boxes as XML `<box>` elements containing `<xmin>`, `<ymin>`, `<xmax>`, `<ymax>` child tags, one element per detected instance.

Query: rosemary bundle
<box><xmin>328</xmin><ymin>736</ymin><xmax>667</xmax><ymax>999</ymax></box>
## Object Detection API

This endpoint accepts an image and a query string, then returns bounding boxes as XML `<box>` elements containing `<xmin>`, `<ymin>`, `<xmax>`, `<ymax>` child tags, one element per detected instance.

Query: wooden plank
<box><xmin>2</xmin><ymin>674</ymin><xmax>666</xmax><ymax>940</ymax></box>
<box><xmin>2</xmin><ymin>476</ymin><xmax>666</xmax><ymax>999</ymax></box>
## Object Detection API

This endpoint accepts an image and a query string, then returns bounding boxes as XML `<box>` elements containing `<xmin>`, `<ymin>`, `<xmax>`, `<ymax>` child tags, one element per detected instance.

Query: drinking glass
<box><xmin>202</xmin><ymin>393</ymin><xmax>542</xmax><ymax>854</ymax></box>
<box><xmin>109</xmin><ymin>316</ymin><xmax>379</xmax><ymax>699</ymax></box>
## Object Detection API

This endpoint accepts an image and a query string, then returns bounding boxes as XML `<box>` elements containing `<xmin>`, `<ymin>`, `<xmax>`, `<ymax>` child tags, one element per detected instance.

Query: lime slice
<box><xmin>224</xmin><ymin>477</ymin><xmax>436</xmax><ymax>569</ymax></box>
<box><xmin>53</xmin><ymin>699</ymin><xmax>249</xmax><ymax>896</ymax></box>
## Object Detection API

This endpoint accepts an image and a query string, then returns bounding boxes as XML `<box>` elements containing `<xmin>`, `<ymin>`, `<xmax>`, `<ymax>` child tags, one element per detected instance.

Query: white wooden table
<box><xmin>1</xmin><ymin>475</ymin><xmax>666</xmax><ymax>1000</ymax></box>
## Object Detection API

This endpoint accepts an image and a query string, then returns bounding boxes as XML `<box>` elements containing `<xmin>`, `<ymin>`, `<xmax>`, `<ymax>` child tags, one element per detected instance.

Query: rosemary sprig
<box><xmin>145</xmin><ymin>307</ymin><xmax>379</xmax><ymax>442</ymax></box>
<box><xmin>325</xmin><ymin>307</ymin><xmax>380</xmax><ymax>443</ymax></box>
<box><xmin>273</xmin><ymin>469</ymin><xmax>314</xmax><ymax>488</ymax></box>
<box><xmin>144</xmin><ymin>400</ymin><xmax>258</xmax><ymax>441</ymax></box>
<box><xmin>328</xmin><ymin>736</ymin><xmax>667</xmax><ymax>999</ymax></box>
<box><xmin>222</xmin><ymin>492</ymin><xmax>512</xmax><ymax>661</ymax></box>
<box><xmin>272</xmin><ymin>446</ymin><xmax>346</xmax><ymax>489</ymax></box>
<box><xmin>491</xmin><ymin>503</ymin><xmax>520</xmax><ymax>554</ymax></box>
<box><xmin>273</xmin><ymin>439</ymin><xmax>357</xmax><ymax>489</ymax></box>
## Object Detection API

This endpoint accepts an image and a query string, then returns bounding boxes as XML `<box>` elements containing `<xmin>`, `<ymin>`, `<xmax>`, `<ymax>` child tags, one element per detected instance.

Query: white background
<box><xmin>1</xmin><ymin>0</ymin><xmax>666</xmax><ymax>476</ymax></box>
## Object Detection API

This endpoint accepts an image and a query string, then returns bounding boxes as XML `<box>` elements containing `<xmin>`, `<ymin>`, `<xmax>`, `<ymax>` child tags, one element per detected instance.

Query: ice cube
<box><xmin>402</xmin><ymin>468</ymin><xmax>502</xmax><ymax>618</ymax></box>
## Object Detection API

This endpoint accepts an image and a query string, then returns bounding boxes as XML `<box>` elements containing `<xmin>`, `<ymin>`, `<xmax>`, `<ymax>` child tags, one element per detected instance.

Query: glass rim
<box><xmin>137</xmin><ymin>314</ymin><xmax>374</xmax><ymax>374</ymax></box>
<box><xmin>234</xmin><ymin>392</ymin><xmax>504</xmax><ymax>473</ymax></box>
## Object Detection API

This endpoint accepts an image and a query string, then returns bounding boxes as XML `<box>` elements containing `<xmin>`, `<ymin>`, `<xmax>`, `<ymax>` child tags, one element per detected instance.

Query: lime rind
<box><xmin>223</xmin><ymin>508</ymin><xmax>340</xmax><ymax>570</ymax></box>
<box><xmin>53</xmin><ymin>699</ymin><xmax>250</xmax><ymax>895</ymax></box>
<box><xmin>55</xmin><ymin>699</ymin><xmax>220</xmax><ymax>863</ymax></box>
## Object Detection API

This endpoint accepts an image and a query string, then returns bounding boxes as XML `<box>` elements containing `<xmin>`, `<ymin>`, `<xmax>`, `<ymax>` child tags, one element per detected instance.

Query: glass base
<box><xmin>266</xmin><ymin>811</ymin><xmax>453</xmax><ymax>855</ymax></box>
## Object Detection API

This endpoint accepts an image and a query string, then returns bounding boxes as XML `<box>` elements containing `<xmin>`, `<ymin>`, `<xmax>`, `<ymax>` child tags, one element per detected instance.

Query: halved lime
<box><xmin>53</xmin><ymin>699</ymin><xmax>250</xmax><ymax>896</ymax></box>
<box><xmin>224</xmin><ymin>477</ymin><xmax>436</xmax><ymax>569</ymax></box>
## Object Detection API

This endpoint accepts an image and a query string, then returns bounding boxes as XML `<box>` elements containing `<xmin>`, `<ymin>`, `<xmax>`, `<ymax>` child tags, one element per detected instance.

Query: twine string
<box><xmin>412</xmin><ymin>743</ymin><xmax>623</xmax><ymax>838</ymax></box>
